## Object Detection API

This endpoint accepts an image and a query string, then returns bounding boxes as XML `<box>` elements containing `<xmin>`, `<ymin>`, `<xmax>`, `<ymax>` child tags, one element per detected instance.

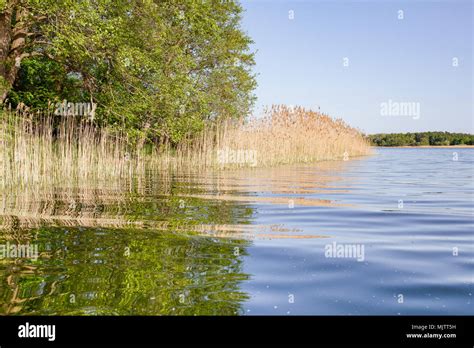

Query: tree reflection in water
<box><xmin>0</xmin><ymin>162</ymin><xmax>349</xmax><ymax>315</ymax></box>
<box><xmin>0</xmin><ymin>226</ymin><xmax>250</xmax><ymax>315</ymax></box>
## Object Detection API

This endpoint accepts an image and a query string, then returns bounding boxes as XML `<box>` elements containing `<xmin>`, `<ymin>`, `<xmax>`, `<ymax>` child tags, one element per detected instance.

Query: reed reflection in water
<box><xmin>3</xmin><ymin>150</ymin><xmax>471</xmax><ymax>315</ymax></box>
<box><xmin>0</xmin><ymin>159</ymin><xmax>350</xmax><ymax>315</ymax></box>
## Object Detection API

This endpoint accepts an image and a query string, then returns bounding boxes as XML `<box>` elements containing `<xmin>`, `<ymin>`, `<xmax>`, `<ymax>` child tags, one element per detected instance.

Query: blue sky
<box><xmin>240</xmin><ymin>0</ymin><xmax>473</xmax><ymax>134</ymax></box>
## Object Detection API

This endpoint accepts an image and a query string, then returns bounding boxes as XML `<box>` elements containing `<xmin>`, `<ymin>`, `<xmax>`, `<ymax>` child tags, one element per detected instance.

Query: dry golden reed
<box><xmin>0</xmin><ymin>104</ymin><xmax>371</xmax><ymax>189</ymax></box>
<box><xmin>217</xmin><ymin>105</ymin><xmax>371</xmax><ymax>167</ymax></box>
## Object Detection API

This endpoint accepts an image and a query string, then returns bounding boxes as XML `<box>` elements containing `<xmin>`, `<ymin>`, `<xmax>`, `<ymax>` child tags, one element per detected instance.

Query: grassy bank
<box><xmin>0</xmin><ymin>105</ymin><xmax>371</xmax><ymax>188</ymax></box>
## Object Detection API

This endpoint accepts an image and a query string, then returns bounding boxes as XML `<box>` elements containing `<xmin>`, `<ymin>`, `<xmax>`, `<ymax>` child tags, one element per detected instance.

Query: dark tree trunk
<box><xmin>0</xmin><ymin>4</ymin><xmax>14</xmax><ymax>102</ymax></box>
<box><xmin>0</xmin><ymin>0</ymin><xmax>28</xmax><ymax>103</ymax></box>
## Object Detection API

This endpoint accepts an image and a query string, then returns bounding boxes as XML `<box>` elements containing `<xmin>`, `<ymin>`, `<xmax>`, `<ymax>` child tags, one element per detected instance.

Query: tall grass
<box><xmin>1</xmin><ymin>107</ymin><xmax>143</xmax><ymax>190</ymax></box>
<box><xmin>217</xmin><ymin>105</ymin><xmax>371</xmax><ymax>166</ymax></box>
<box><xmin>0</xmin><ymin>104</ymin><xmax>371</xmax><ymax>189</ymax></box>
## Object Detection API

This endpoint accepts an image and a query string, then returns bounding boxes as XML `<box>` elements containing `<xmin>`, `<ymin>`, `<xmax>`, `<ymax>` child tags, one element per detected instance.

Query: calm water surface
<box><xmin>0</xmin><ymin>148</ymin><xmax>472</xmax><ymax>315</ymax></box>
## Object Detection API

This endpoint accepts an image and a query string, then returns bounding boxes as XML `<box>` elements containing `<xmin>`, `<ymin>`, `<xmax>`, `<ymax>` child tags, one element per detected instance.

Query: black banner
<box><xmin>0</xmin><ymin>316</ymin><xmax>472</xmax><ymax>346</ymax></box>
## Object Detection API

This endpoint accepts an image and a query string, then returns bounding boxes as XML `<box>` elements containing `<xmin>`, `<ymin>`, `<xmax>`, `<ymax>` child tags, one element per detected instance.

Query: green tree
<box><xmin>1</xmin><ymin>0</ymin><xmax>256</xmax><ymax>143</ymax></box>
<box><xmin>7</xmin><ymin>56</ymin><xmax>85</xmax><ymax>109</ymax></box>
<box><xmin>369</xmin><ymin>132</ymin><xmax>474</xmax><ymax>146</ymax></box>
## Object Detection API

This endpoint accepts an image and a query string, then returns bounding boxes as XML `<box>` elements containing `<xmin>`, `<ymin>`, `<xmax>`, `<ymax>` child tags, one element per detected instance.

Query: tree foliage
<box><xmin>1</xmin><ymin>0</ymin><xmax>256</xmax><ymax>143</ymax></box>
<box><xmin>369</xmin><ymin>132</ymin><xmax>474</xmax><ymax>146</ymax></box>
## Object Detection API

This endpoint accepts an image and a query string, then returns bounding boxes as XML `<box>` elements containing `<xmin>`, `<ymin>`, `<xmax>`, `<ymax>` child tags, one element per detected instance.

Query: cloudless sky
<box><xmin>240</xmin><ymin>0</ymin><xmax>473</xmax><ymax>134</ymax></box>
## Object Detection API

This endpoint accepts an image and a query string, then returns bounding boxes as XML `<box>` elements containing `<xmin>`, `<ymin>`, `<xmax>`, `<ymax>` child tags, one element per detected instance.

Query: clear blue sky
<box><xmin>240</xmin><ymin>0</ymin><xmax>473</xmax><ymax>134</ymax></box>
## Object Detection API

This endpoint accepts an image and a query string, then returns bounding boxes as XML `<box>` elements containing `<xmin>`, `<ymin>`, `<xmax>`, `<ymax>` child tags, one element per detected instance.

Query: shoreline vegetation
<box><xmin>0</xmin><ymin>0</ymin><xmax>371</xmax><ymax>192</ymax></box>
<box><xmin>0</xmin><ymin>105</ymin><xmax>372</xmax><ymax>189</ymax></box>
<box><xmin>374</xmin><ymin>145</ymin><xmax>474</xmax><ymax>148</ymax></box>
<box><xmin>368</xmin><ymin>132</ymin><xmax>474</xmax><ymax>147</ymax></box>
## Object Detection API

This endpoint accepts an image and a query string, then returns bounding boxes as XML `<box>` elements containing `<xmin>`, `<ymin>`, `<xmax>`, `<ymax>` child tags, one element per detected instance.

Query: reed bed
<box><xmin>0</xmin><ymin>104</ymin><xmax>371</xmax><ymax>189</ymax></box>
<box><xmin>219</xmin><ymin>105</ymin><xmax>371</xmax><ymax>166</ymax></box>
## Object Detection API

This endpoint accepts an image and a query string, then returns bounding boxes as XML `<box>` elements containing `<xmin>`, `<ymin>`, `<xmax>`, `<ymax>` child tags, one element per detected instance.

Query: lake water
<box><xmin>0</xmin><ymin>148</ymin><xmax>472</xmax><ymax>315</ymax></box>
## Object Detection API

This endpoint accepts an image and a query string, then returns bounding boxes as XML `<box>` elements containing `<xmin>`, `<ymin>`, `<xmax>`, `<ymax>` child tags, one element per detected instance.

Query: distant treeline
<box><xmin>369</xmin><ymin>132</ymin><xmax>474</xmax><ymax>146</ymax></box>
